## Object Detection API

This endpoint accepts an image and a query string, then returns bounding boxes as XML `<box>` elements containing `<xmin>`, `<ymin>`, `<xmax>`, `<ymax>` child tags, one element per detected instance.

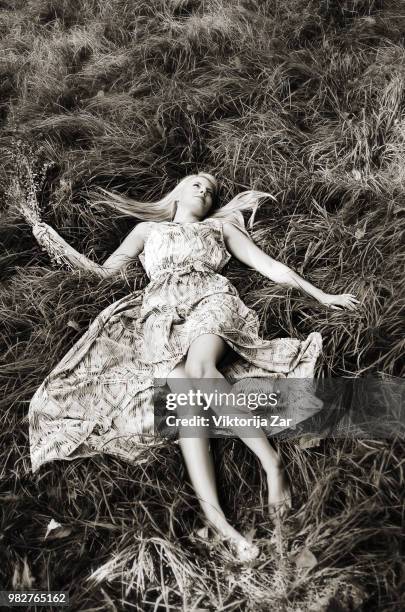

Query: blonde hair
<box><xmin>92</xmin><ymin>173</ymin><xmax>277</xmax><ymax>236</ymax></box>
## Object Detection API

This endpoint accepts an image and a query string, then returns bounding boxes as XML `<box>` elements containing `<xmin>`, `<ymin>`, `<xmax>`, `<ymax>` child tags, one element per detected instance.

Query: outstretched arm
<box><xmin>14</xmin><ymin>159</ymin><xmax>148</xmax><ymax>278</ymax></box>
<box><xmin>223</xmin><ymin>222</ymin><xmax>359</xmax><ymax>311</ymax></box>
<box><xmin>32</xmin><ymin>222</ymin><xmax>149</xmax><ymax>278</ymax></box>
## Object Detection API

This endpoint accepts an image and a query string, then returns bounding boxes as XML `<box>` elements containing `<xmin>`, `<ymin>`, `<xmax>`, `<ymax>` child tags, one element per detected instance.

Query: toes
<box><xmin>235</xmin><ymin>540</ymin><xmax>259</xmax><ymax>562</ymax></box>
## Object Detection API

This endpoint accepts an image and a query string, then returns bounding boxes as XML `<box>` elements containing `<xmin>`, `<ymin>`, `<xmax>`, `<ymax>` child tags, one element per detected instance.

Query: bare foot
<box><xmin>204</xmin><ymin>512</ymin><xmax>259</xmax><ymax>561</ymax></box>
<box><xmin>267</xmin><ymin>465</ymin><xmax>292</xmax><ymax>521</ymax></box>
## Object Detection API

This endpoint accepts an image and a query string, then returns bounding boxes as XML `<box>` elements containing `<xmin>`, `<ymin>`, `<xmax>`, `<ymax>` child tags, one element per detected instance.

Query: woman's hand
<box><xmin>33</xmin><ymin>222</ymin><xmax>67</xmax><ymax>251</ymax></box>
<box><xmin>32</xmin><ymin>221</ymin><xmax>107</xmax><ymax>276</ymax></box>
<box><xmin>319</xmin><ymin>292</ymin><xmax>360</xmax><ymax>311</ymax></box>
<box><xmin>32</xmin><ymin>221</ymin><xmax>50</xmax><ymax>242</ymax></box>
<box><xmin>32</xmin><ymin>221</ymin><xmax>78</xmax><ymax>270</ymax></box>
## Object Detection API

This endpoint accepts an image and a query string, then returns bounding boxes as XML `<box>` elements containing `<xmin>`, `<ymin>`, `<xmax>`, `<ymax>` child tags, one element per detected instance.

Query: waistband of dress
<box><xmin>148</xmin><ymin>260</ymin><xmax>217</xmax><ymax>281</ymax></box>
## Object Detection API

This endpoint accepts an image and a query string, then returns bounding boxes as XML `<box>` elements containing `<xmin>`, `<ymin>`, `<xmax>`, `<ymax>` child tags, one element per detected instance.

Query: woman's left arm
<box><xmin>223</xmin><ymin>222</ymin><xmax>360</xmax><ymax>311</ymax></box>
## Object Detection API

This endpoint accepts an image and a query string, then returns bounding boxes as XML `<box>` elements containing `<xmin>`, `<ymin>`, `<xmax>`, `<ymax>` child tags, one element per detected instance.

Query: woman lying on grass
<box><xmin>26</xmin><ymin>172</ymin><xmax>359</xmax><ymax>562</ymax></box>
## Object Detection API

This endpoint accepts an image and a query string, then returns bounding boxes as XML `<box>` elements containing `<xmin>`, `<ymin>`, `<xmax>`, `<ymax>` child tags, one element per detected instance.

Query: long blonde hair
<box><xmin>92</xmin><ymin>173</ymin><xmax>277</xmax><ymax>236</ymax></box>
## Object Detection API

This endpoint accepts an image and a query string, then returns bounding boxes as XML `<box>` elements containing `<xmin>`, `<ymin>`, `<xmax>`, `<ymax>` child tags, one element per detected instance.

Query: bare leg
<box><xmin>166</xmin><ymin>361</ymin><xmax>248</xmax><ymax>545</ymax></box>
<box><xmin>185</xmin><ymin>334</ymin><xmax>292</xmax><ymax>520</ymax></box>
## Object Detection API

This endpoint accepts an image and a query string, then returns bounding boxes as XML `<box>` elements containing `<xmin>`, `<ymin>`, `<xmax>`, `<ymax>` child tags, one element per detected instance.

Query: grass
<box><xmin>0</xmin><ymin>0</ymin><xmax>404</xmax><ymax>609</ymax></box>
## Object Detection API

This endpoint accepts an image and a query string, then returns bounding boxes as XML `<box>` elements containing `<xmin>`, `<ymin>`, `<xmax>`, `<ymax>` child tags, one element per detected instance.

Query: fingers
<box><xmin>346</xmin><ymin>294</ymin><xmax>360</xmax><ymax>300</ymax></box>
<box><xmin>324</xmin><ymin>292</ymin><xmax>361</xmax><ymax>312</ymax></box>
<box><xmin>336</xmin><ymin>294</ymin><xmax>360</xmax><ymax>311</ymax></box>
<box><xmin>344</xmin><ymin>294</ymin><xmax>360</xmax><ymax>304</ymax></box>
<box><xmin>328</xmin><ymin>300</ymin><xmax>358</xmax><ymax>311</ymax></box>
<box><xmin>343</xmin><ymin>298</ymin><xmax>356</xmax><ymax>310</ymax></box>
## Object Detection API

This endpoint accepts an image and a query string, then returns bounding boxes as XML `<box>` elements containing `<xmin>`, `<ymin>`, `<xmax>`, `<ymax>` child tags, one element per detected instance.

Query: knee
<box><xmin>184</xmin><ymin>359</ymin><xmax>218</xmax><ymax>379</ymax></box>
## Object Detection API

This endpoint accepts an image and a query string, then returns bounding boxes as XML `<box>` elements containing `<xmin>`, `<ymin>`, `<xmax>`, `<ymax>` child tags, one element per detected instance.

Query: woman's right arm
<box><xmin>33</xmin><ymin>222</ymin><xmax>150</xmax><ymax>278</ymax></box>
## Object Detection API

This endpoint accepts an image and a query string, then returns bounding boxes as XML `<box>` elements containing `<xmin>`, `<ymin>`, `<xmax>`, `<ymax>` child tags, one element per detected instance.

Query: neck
<box><xmin>172</xmin><ymin>214</ymin><xmax>205</xmax><ymax>223</ymax></box>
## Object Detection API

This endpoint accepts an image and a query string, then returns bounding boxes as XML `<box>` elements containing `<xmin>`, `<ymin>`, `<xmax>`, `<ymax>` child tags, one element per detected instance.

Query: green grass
<box><xmin>0</xmin><ymin>0</ymin><xmax>404</xmax><ymax>609</ymax></box>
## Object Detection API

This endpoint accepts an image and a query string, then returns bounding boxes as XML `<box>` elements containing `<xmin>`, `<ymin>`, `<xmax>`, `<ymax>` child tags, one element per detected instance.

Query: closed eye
<box><xmin>194</xmin><ymin>182</ymin><xmax>212</xmax><ymax>194</ymax></box>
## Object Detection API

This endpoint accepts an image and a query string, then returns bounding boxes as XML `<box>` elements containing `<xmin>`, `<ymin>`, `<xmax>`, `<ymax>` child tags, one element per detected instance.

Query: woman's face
<box><xmin>177</xmin><ymin>176</ymin><xmax>216</xmax><ymax>218</ymax></box>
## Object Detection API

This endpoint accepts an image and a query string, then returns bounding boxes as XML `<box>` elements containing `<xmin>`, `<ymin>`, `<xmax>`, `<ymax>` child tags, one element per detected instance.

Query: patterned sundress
<box><xmin>29</xmin><ymin>218</ymin><xmax>323</xmax><ymax>472</ymax></box>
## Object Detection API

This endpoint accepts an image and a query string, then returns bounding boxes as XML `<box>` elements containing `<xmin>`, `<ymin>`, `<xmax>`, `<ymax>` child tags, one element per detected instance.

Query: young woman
<box><xmin>27</xmin><ymin>172</ymin><xmax>359</xmax><ymax>561</ymax></box>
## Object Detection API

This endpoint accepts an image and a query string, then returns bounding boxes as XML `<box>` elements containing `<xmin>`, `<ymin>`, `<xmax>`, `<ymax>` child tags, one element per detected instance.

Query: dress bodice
<box><xmin>139</xmin><ymin>219</ymin><xmax>232</xmax><ymax>280</ymax></box>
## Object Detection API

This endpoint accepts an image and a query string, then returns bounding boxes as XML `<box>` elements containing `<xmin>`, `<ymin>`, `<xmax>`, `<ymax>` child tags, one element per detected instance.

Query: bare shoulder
<box><xmin>134</xmin><ymin>221</ymin><xmax>157</xmax><ymax>235</ymax></box>
<box><xmin>222</xmin><ymin>220</ymin><xmax>252</xmax><ymax>242</ymax></box>
<box><xmin>222</xmin><ymin>220</ymin><xmax>237</xmax><ymax>237</ymax></box>
<box><xmin>128</xmin><ymin>221</ymin><xmax>157</xmax><ymax>241</ymax></box>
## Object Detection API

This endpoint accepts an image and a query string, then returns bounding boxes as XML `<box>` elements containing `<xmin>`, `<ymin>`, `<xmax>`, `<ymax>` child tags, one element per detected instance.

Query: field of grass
<box><xmin>0</xmin><ymin>0</ymin><xmax>404</xmax><ymax>610</ymax></box>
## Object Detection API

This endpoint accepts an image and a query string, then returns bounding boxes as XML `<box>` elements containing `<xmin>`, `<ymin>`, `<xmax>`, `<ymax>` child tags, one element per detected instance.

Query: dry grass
<box><xmin>0</xmin><ymin>0</ymin><xmax>404</xmax><ymax>610</ymax></box>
